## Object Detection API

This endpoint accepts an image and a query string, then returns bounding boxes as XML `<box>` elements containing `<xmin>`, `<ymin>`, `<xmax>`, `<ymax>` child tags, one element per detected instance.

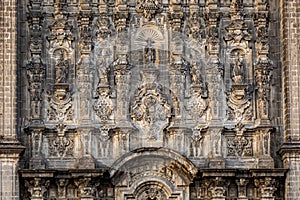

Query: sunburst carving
<box><xmin>133</xmin><ymin>27</ymin><xmax>164</xmax><ymax>50</ymax></box>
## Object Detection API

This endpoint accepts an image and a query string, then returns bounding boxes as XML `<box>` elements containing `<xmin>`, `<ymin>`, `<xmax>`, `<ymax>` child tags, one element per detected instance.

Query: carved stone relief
<box><xmin>21</xmin><ymin>0</ymin><xmax>284</xmax><ymax>199</ymax></box>
<box><xmin>47</xmin><ymin>85</ymin><xmax>73</xmax><ymax>122</ymax></box>
<box><xmin>131</xmin><ymin>84</ymin><xmax>171</xmax><ymax>141</ymax></box>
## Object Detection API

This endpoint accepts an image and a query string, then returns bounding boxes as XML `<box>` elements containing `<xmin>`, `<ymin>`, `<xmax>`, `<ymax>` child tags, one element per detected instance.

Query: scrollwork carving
<box><xmin>47</xmin><ymin>85</ymin><xmax>73</xmax><ymax>122</ymax></box>
<box><xmin>131</xmin><ymin>84</ymin><xmax>172</xmax><ymax>140</ymax></box>
<box><xmin>135</xmin><ymin>0</ymin><xmax>162</xmax><ymax>21</ymax></box>
<box><xmin>186</xmin><ymin>85</ymin><xmax>208</xmax><ymax>121</ymax></box>
<box><xmin>93</xmin><ymin>86</ymin><xmax>113</xmax><ymax>121</ymax></box>
<box><xmin>227</xmin><ymin>86</ymin><xmax>251</xmax><ymax>122</ymax></box>
<box><xmin>25</xmin><ymin>178</ymin><xmax>50</xmax><ymax>199</ymax></box>
<box><xmin>227</xmin><ymin>136</ymin><xmax>252</xmax><ymax>157</ymax></box>
<box><xmin>255</xmin><ymin>177</ymin><xmax>277</xmax><ymax>199</ymax></box>
<box><xmin>49</xmin><ymin>136</ymin><xmax>74</xmax><ymax>157</ymax></box>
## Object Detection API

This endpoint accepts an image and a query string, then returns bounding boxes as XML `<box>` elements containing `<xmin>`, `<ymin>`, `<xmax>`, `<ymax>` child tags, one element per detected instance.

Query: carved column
<box><xmin>78</xmin><ymin>128</ymin><xmax>95</xmax><ymax>169</ymax></box>
<box><xmin>47</xmin><ymin>3</ymin><xmax>74</xmax><ymax>123</ymax></box>
<box><xmin>255</xmin><ymin>177</ymin><xmax>277</xmax><ymax>200</ymax></box>
<box><xmin>25</xmin><ymin>178</ymin><xmax>50</xmax><ymax>200</ymax></box>
<box><xmin>28</xmin><ymin>127</ymin><xmax>45</xmax><ymax>169</ymax></box>
<box><xmin>209</xmin><ymin>128</ymin><xmax>225</xmax><ymax>168</ymax></box>
<box><xmin>112</xmin><ymin>128</ymin><xmax>131</xmax><ymax>158</ymax></box>
<box><xmin>75</xmin><ymin>178</ymin><xmax>94</xmax><ymax>200</ymax></box>
<box><xmin>77</xmin><ymin>3</ymin><xmax>92</xmax><ymax>122</ymax></box>
<box><xmin>204</xmin><ymin>0</ymin><xmax>223</xmax><ymax>122</ymax></box>
<box><xmin>223</xmin><ymin>0</ymin><xmax>252</xmax><ymax>124</ymax></box>
<box><xmin>208</xmin><ymin>178</ymin><xmax>226</xmax><ymax>200</ymax></box>
<box><xmin>236</xmin><ymin>178</ymin><xmax>249</xmax><ymax>200</ymax></box>
<box><xmin>56</xmin><ymin>178</ymin><xmax>69</xmax><ymax>199</ymax></box>
<box><xmin>254</xmin><ymin>0</ymin><xmax>273</xmax><ymax>125</ymax></box>
<box><xmin>26</xmin><ymin>4</ymin><xmax>45</xmax><ymax>124</ymax></box>
<box><xmin>168</xmin><ymin>1</ymin><xmax>183</xmax><ymax>32</ymax></box>
<box><xmin>256</xmin><ymin>128</ymin><xmax>274</xmax><ymax>168</ymax></box>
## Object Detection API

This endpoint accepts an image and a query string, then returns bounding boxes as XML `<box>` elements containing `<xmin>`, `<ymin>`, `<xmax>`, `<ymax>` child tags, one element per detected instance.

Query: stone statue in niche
<box><xmin>231</xmin><ymin>51</ymin><xmax>244</xmax><ymax>84</ymax></box>
<box><xmin>144</xmin><ymin>38</ymin><xmax>156</xmax><ymax>67</ymax></box>
<box><xmin>55</xmin><ymin>49</ymin><xmax>69</xmax><ymax>84</ymax></box>
<box><xmin>191</xmin><ymin>129</ymin><xmax>204</xmax><ymax>157</ymax></box>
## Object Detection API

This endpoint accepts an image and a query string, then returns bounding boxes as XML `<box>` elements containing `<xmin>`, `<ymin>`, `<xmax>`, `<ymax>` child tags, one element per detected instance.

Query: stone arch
<box><xmin>110</xmin><ymin>147</ymin><xmax>197</xmax><ymax>199</ymax></box>
<box><xmin>134</xmin><ymin>180</ymin><xmax>172</xmax><ymax>200</ymax></box>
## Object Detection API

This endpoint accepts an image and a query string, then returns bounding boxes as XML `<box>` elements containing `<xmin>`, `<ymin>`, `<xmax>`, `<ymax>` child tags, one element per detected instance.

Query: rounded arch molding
<box><xmin>110</xmin><ymin>147</ymin><xmax>197</xmax><ymax>200</ymax></box>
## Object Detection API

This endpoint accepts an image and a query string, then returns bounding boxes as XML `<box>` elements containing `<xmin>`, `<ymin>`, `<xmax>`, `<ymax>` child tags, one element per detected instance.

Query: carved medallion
<box><xmin>131</xmin><ymin>84</ymin><xmax>171</xmax><ymax>140</ymax></box>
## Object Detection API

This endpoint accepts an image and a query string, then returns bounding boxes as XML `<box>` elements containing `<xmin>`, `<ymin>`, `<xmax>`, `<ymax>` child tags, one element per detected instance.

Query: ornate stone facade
<box><xmin>1</xmin><ymin>0</ymin><xmax>299</xmax><ymax>199</ymax></box>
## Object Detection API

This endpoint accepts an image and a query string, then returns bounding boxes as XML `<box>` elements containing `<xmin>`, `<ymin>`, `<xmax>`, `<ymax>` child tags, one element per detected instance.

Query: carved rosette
<box><xmin>131</xmin><ymin>84</ymin><xmax>171</xmax><ymax>140</ymax></box>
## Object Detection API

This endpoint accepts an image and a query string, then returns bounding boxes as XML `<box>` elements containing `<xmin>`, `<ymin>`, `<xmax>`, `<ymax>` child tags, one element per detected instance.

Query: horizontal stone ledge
<box><xmin>279</xmin><ymin>143</ymin><xmax>300</xmax><ymax>156</ymax></box>
<box><xmin>19</xmin><ymin>168</ymin><xmax>110</xmax><ymax>178</ymax></box>
<box><xmin>199</xmin><ymin>168</ymin><xmax>287</xmax><ymax>177</ymax></box>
